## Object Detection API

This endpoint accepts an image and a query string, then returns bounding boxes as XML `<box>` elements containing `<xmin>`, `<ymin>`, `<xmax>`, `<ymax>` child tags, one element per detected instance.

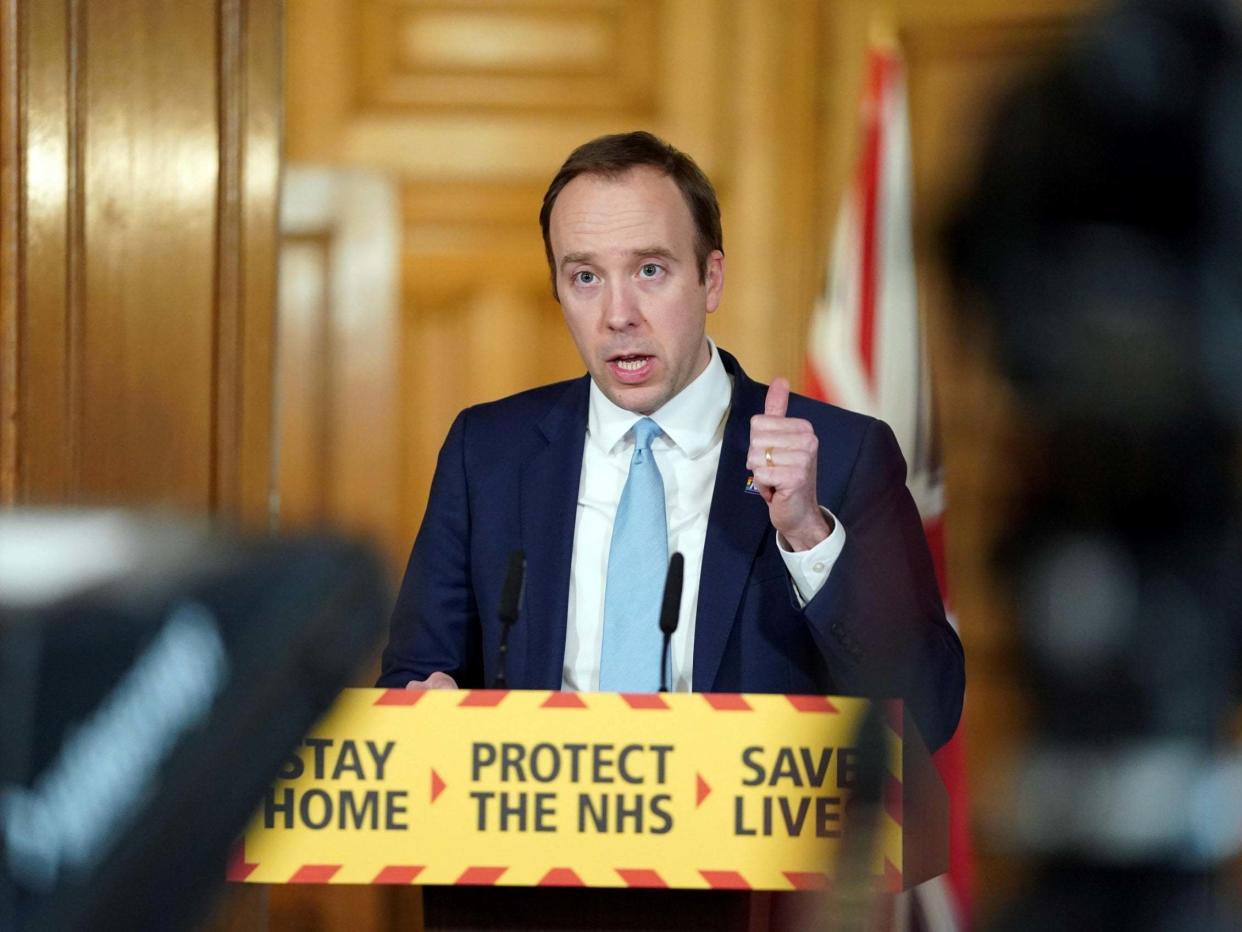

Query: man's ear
<box><xmin>705</xmin><ymin>250</ymin><xmax>725</xmax><ymax>313</ymax></box>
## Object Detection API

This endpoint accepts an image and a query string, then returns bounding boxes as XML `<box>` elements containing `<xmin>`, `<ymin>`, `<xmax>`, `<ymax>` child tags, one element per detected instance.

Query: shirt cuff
<box><xmin>776</xmin><ymin>508</ymin><xmax>846</xmax><ymax>607</ymax></box>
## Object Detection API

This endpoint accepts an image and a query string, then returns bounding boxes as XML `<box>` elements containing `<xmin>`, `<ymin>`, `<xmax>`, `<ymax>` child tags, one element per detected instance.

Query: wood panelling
<box><xmin>357</xmin><ymin>0</ymin><xmax>660</xmax><ymax>114</ymax></box>
<box><xmin>277</xmin><ymin>234</ymin><xmax>333</xmax><ymax>527</ymax></box>
<box><xmin>714</xmin><ymin>0</ymin><xmax>826</xmax><ymax>383</ymax></box>
<box><xmin>287</xmin><ymin>0</ymin><xmax>724</xmax><ymax>181</ymax></box>
<box><xmin>7</xmin><ymin>0</ymin><xmax>76</xmax><ymax>504</ymax></box>
<box><xmin>0</xmin><ymin>0</ymin><xmax>15</xmax><ymax>505</ymax></box>
<box><xmin>1</xmin><ymin>0</ymin><xmax>279</xmax><ymax>524</ymax></box>
<box><xmin>277</xmin><ymin>166</ymin><xmax>405</xmax><ymax>578</ymax></box>
<box><xmin>225</xmin><ymin>0</ymin><xmax>282</xmax><ymax>525</ymax></box>
<box><xmin>79</xmin><ymin>0</ymin><xmax>218</xmax><ymax>508</ymax></box>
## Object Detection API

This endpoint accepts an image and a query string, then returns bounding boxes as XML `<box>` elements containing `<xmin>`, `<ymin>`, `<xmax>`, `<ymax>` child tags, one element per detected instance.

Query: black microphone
<box><xmin>492</xmin><ymin>549</ymin><xmax>526</xmax><ymax>689</ymax></box>
<box><xmin>658</xmin><ymin>552</ymin><xmax>684</xmax><ymax>693</ymax></box>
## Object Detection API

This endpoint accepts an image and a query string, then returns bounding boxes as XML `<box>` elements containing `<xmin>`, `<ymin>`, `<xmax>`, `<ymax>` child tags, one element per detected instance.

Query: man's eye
<box><xmin>574</xmin><ymin>270</ymin><xmax>597</xmax><ymax>285</ymax></box>
<box><xmin>639</xmin><ymin>263</ymin><xmax>662</xmax><ymax>278</ymax></box>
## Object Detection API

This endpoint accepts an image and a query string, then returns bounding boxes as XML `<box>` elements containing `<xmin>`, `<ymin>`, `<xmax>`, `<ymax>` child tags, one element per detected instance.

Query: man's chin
<box><xmin>600</xmin><ymin>380</ymin><xmax>663</xmax><ymax>416</ymax></box>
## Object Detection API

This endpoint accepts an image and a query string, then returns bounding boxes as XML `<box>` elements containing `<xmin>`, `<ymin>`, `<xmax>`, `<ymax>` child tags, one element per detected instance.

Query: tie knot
<box><xmin>632</xmin><ymin>417</ymin><xmax>661</xmax><ymax>452</ymax></box>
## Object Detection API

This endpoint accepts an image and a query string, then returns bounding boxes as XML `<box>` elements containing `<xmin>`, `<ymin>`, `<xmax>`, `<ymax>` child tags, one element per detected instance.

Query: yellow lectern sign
<box><xmin>230</xmin><ymin>689</ymin><xmax>909</xmax><ymax>892</ymax></box>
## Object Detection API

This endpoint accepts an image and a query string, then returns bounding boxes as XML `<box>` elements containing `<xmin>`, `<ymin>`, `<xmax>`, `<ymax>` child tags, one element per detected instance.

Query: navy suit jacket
<box><xmin>379</xmin><ymin>349</ymin><xmax>964</xmax><ymax>751</ymax></box>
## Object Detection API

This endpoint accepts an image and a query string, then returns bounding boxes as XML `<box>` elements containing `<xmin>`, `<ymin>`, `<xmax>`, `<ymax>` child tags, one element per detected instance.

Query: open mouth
<box><xmin>607</xmin><ymin>354</ymin><xmax>654</xmax><ymax>382</ymax></box>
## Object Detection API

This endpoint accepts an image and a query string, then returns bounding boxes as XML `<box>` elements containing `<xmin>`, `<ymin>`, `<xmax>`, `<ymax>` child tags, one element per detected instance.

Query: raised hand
<box><xmin>747</xmin><ymin>377</ymin><xmax>832</xmax><ymax>551</ymax></box>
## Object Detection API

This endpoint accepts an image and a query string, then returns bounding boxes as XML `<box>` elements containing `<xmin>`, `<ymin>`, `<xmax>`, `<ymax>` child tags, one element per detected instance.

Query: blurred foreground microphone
<box><xmin>658</xmin><ymin>553</ymin><xmax>684</xmax><ymax>693</ymax></box>
<box><xmin>492</xmin><ymin>550</ymin><xmax>526</xmax><ymax>689</ymax></box>
<box><xmin>0</xmin><ymin>510</ymin><xmax>388</xmax><ymax>932</ymax></box>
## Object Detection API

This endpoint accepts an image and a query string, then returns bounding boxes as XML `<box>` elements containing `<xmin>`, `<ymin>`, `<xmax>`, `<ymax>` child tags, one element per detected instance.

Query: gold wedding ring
<box><xmin>764</xmin><ymin>447</ymin><xmax>774</xmax><ymax>467</ymax></box>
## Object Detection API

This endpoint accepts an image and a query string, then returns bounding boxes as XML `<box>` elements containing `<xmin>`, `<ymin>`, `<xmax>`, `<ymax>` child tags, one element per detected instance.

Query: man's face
<box><xmin>548</xmin><ymin>166</ymin><xmax>724</xmax><ymax>415</ymax></box>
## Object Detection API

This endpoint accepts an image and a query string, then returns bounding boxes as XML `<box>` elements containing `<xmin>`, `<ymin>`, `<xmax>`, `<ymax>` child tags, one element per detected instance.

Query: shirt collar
<box><xmin>587</xmin><ymin>338</ymin><xmax>731</xmax><ymax>458</ymax></box>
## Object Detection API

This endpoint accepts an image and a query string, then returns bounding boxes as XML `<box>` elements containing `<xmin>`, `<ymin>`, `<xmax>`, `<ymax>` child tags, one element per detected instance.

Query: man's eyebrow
<box><xmin>631</xmin><ymin>246</ymin><xmax>676</xmax><ymax>261</ymax></box>
<box><xmin>558</xmin><ymin>246</ymin><xmax>679</xmax><ymax>269</ymax></box>
<box><xmin>559</xmin><ymin>252</ymin><xmax>593</xmax><ymax>268</ymax></box>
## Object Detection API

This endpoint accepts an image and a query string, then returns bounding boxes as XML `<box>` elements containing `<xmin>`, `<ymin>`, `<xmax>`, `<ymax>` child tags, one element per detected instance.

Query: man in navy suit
<box><xmin>379</xmin><ymin>132</ymin><xmax>963</xmax><ymax>752</ymax></box>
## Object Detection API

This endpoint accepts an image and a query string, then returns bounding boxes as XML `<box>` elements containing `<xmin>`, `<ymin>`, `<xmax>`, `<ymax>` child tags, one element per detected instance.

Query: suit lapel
<box><xmin>693</xmin><ymin>351</ymin><xmax>772</xmax><ymax>691</ymax></box>
<box><xmin>517</xmin><ymin>377</ymin><xmax>589</xmax><ymax>689</ymax></box>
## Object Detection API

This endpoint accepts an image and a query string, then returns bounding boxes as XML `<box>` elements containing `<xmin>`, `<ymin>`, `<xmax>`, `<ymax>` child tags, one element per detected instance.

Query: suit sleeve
<box><xmin>377</xmin><ymin>411</ymin><xmax>483</xmax><ymax>688</ymax></box>
<box><xmin>801</xmin><ymin>417</ymin><xmax>965</xmax><ymax>752</ymax></box>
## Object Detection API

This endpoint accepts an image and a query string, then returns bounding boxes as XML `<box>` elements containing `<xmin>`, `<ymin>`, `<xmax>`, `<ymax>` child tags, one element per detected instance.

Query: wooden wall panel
<box><xmin>277</xmin><ymin>234</ymin><xmax>333</xmax><ymax>527</ymax></box>
<box><xmin>79</xmin><ymin>0</ymin><xmax>219</xmax><ymax>508</ymax></box>
<box><xmin>276</xmin><ymin>167</ymin><xmax>404</xmax><ymax>579</ymax></box>
<box><xmin>8</xmin><ymin>0</ymin><xmax>75</xmax><ymax>503</ymax></box>
<box><xmin>715</xmin><ymin>0</ymin><xmax>826</xmax><ymax>382</ymax></box>
<box><xmin>0</xmin><ymin>0</ymin><xmax>280</xmax><ymax>525</ymax></box>
<box><xmin>357</xmin><ymin>0</ymin><xmax>660</xmax><ymax>113</ymax></box>
<box><xmin>0</xmin><ymin>0</ymin><xmax>14</xmax><ymax>504</ymax></box>
<box><xmin>228</xmin><ymin>0</ymin><xmax>282</xmax><ymax>525</ymax></box>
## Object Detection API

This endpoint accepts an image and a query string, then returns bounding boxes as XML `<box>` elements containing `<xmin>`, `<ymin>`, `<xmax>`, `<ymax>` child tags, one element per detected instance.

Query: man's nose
<box><xmin>603</xmin><ymin>281</ymin><xmax>642</xmax><ymax>331</ymax></box>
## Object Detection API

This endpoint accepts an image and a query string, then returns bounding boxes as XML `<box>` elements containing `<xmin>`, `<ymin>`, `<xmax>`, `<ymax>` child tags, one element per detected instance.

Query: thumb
<box><xmin>765</xmin><ymin>377</ymin><xmax>790</xmax><ymax>417</ymax></box>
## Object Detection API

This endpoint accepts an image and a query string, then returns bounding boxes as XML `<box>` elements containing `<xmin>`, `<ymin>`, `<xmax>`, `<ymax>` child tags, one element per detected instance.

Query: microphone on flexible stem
<box><xmin>658</xmin><ymin>552</ymin><xmax>684</xmax><ymax>693</ymax></box>
<box><xmin>492</xmin><ymin>549</ymin><xmax>526</xmax><ymax>689</ymax></box>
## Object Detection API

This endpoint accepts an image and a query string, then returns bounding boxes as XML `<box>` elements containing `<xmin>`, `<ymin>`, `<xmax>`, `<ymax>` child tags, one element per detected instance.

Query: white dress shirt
<box><xmin>562</xmin><ymin>342</ymin><xmax>846</xmax><ymax>692</ymax></box>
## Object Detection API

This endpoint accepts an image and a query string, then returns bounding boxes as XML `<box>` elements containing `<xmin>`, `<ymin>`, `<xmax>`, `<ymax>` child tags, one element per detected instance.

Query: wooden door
<box><xmin>1</xmin><ymin>0</ymin><xmax>279</xmax><ymax>525</ymax></box>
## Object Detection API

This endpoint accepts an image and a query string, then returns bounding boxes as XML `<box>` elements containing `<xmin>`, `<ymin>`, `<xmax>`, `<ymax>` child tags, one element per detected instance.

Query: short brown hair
<box><xmin>539</xmin><ymin>131</ymin><xmax>723</xmax><ymax>299</ymax></box>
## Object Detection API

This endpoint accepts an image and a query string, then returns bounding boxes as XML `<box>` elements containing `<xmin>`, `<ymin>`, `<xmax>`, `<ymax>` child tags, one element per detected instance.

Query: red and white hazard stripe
<box><xmin>803</xmin><ymin>43</ymin><xmax>972</xmax><ymax>932</ymax></box>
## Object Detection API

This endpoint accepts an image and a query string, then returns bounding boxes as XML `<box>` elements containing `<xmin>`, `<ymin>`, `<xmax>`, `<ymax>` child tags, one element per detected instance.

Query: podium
<box><xmin>231</xmin><ymin>689</ymin><xmax>947</xmax><ymax>930</ymax></box>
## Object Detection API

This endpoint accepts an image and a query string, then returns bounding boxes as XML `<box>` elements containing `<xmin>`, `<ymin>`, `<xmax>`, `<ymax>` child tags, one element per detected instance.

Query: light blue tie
<box><xmin>599</xmin><ymin>418</ymin><xmax>668</xmax><ymax>692</ymax></box>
